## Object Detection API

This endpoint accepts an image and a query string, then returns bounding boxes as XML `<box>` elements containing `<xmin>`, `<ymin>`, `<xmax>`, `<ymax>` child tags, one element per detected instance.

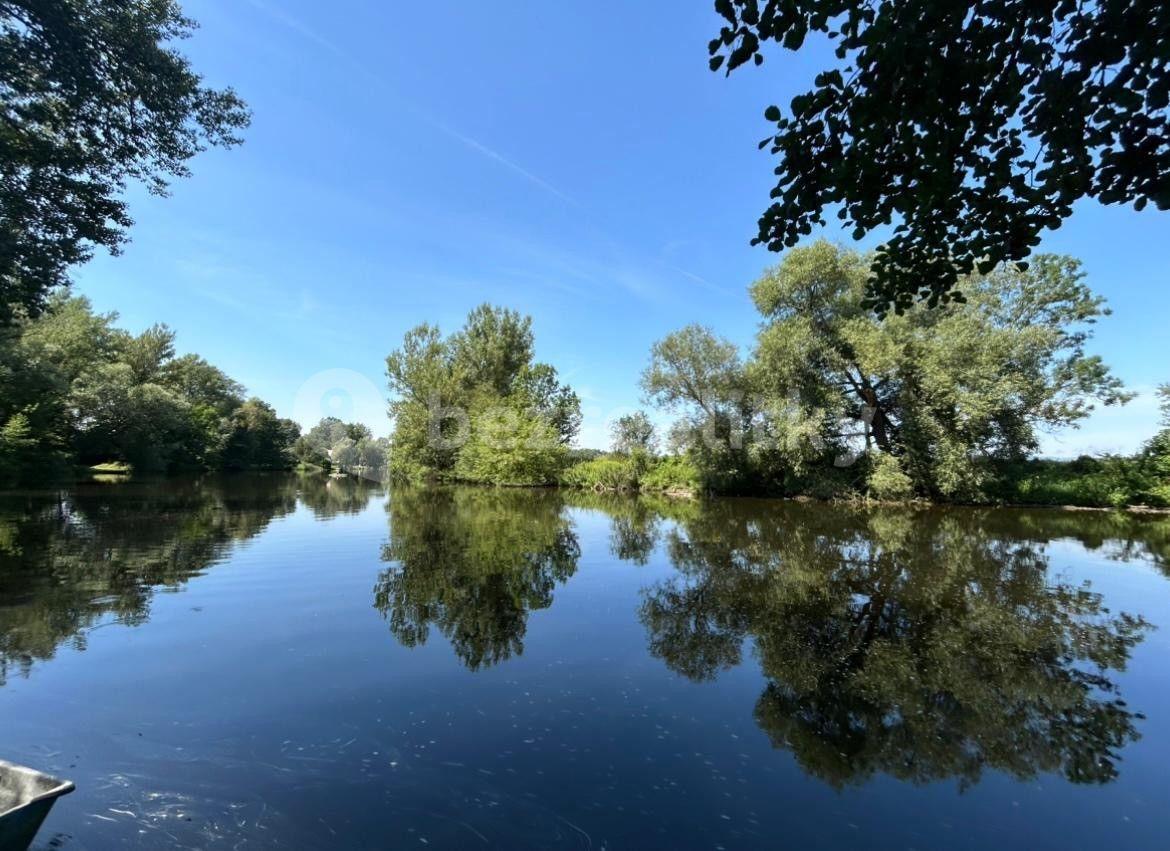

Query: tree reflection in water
<box><xmin>375</xmin><ymin>487</ymin><xmax>580</xmax><ymax>670</ymax></box>
<box><xmin>636</xmin><ymin>501</ymin><xmax>1158</xmax><ymax>789</ymax></box>
<box><xmin>0</xmin><ymin>475</ymin><xmax>302</xmax><ymax>685</ymax></box>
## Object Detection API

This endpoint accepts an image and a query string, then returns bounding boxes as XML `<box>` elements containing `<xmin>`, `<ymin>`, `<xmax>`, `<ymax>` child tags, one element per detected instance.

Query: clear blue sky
<box><xmin>73</xmin><ymin>0</ymin><xmax>1169</xmax><ymax>454</ymax></box>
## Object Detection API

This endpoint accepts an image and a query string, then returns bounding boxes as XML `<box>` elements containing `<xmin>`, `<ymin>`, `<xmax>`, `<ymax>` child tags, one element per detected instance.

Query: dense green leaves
<box><xmin>710</xmin><ymin>0</ymin><xmax>1170</xmax><ymax>313</ymax></box>
<box><xmin>0</xmin><ymin>294</ymin><xmax>297</xmax><ymax>480</ymax></box>
<box><xmin>643</xmin><ymin>242</ymin><xmax>1139</xmax><ymax>501</ymax></box>
<box><xmin>385</xmin><ymin>304</ymin><xmax>580</xmax><ymax>485</ymax></box>
<box><xmin>0</xmin><ymin>0</ymin><xmax>250</xmax><ymax>323</ymax></box>
<box><xmin>750</xmin><ymin>241</ymin><xmax>1130</xmax><ymax>498</ymax></box>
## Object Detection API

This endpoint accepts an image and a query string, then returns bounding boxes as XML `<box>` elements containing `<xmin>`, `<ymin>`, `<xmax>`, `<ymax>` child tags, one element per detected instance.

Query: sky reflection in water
<box><xmin>1</xmin><ymin>475</ymin><xmax>1168</xmax><ymax>849</ymax></box>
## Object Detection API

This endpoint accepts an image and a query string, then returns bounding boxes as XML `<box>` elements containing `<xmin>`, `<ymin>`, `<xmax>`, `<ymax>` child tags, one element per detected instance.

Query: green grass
<box><xmin>560</xmin><ymin>454</ymin><xmax>701</xmax><ymax>495</ymax></box>
<box><xmin>988</xmin><ymin>457</ymin><xmax>1169</xmax><ymax>509</ymax></box>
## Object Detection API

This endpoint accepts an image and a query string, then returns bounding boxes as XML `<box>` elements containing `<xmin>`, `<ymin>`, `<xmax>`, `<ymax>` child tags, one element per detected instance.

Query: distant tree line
<box><xmin>0</xmin><ymin>294</ymin><xmax>299</xmax><ymax>482</ymax></box>
<box><xmin>294</xmin><ymin>417</ymin><xmax>389</xmax><ymax>473</ymax></box>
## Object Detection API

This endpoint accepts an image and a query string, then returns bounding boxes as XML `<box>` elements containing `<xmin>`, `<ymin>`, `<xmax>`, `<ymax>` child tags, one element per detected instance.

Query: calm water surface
<box><xmin>1</xmin><ymin>474</ymin><xmax>1169</xmax><ymax>849</ymax></box>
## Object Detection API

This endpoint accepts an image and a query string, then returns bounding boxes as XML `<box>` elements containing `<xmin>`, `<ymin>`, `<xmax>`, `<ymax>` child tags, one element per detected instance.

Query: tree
<box><xmin>71</xmin><ymin>362</ymin><xmax>192</xmax><ymax>469</ymax></box>
<box><xmin>641</xmin><ymin>325</ymin><xmax>768</xmax><ymax>491</ymax></box>
<box><xmin>217</xmin><ymin>399</ymin><xmax>299</xmax><ymax>470</ymax></box>
<box><xmin>709</xmin><ymin>0</ymin><xmax>1170</xmax><ymax>314</ymax></box>
<box><xmin>385</xmin><ymin>304</ymin><xmax>580</xmax><ymax>483</ymax></box>
<box><xmin>345</xmin><ymin>422</ymin><xmax>373</xmax><ymax>443</ymax></box>
<box><xmin>0</xmin><ymin>411</ymin><xmax>39</xmax><ymax>479</ymax></box>
<box><xmin>121</xmin><ymin>324</ymin><xmax>177</xmax><ymax>384</ymax></box>
<box><xmin>454</xmin><ymin>403</ymin><xmax>567</xmax><ymax>485</ymax></box>
<box><xmin>357</xmin><ymin>436</ymin><xmax>389</xmax><ymax>470</ymax></box>
<box><xmin>749</xmin><ymin>241</ymin><xmax>1130</xmax><ymax>498</ymax></box>
<box><xmin>611</xmin><ymin>411</ymin><xmax>657</xmax><ymax>455</ymax></box>
<box><xmin>331</xmin><ymin>437</ymin><xmax>359</xmax><ymax>469</ymax></box>
<box><xmin>515</xmin><ymin>363</ymin><xmax>582</xmax><ymax>445</ymax></box>
<box><xmin>450</xmin><ymin>305</ymin><xmax>534</xmax><ymax>395</ymax></box>
<box><xmin>0</xmin><ymin>294</ymin><xmax>295</xmax><ymax>477</ymax></box>
<box><xmin>161</xmin><ymin>354</ymin><xmax>245</xmax><ymax>416</ymax></box>
<box><xmin>304</xmin><ymin>417</ymin><xmax>350</xmax><ymax>455</ymax></box>
<box><xmin>0</xmin><ymin>0</ymin><xmax>250</xmax><ymax>323</ymax></box>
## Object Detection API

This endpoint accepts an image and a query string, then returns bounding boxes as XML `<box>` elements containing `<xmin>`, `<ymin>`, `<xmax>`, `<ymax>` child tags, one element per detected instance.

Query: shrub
<box><xmin>640</xmin><ymin>456</ymin><xmax>701</xmax><ymax>494</ymax></box>
<box><xmin>453</xmin><ymin>409</ymin><xmax>567</xmax><ymax>486</ymax></box>
<box><xmin>867</xmin><ymin>453</ymin><xmax>916</xmax><ymax>501</ymax></box>
<box><xmin>560</xmin><ymin>456</ymin><xmax>639</xmax><ymax>491</ymax></box>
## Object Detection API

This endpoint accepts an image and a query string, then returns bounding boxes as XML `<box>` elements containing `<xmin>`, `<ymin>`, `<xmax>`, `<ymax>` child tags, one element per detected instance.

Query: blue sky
<box><xmin>72</xmin><ymin>0</ymin><xmax>1168</xmax><ymax>453</ymax></box>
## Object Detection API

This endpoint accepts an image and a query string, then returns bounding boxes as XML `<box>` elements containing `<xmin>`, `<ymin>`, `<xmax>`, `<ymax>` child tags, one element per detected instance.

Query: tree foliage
<box><xmin>750</xmin><ymin>242</ymin><xmax>1129</xmax><ymax>498</ymax></box>
<box><xmin>385</xmin><ymin>304</ymin><xmax>580</xmax><ymax>484</ymax></box>
<box><xmin>709</xmin><ymin>0</ymin><xmax>1170</xmax><ymax>313</ymax></box>
<box><xmin>1</xmin><ymin>0</ymin><xmax>251</xmax><ymax>322</ymax></box>
<box><xmin>643</xmin><ymin>242</ymin><xmax>1134</xmax><ymax>501</ymax></box>
<box><xmin>0</xmin><ymin>293</ymin><xmax>296</xmax><ymax>479</ymax></box>
<box><xmin>611</xmin><ymin>411</ymin><xmax>657</xmax><ymax>455</ymax></box>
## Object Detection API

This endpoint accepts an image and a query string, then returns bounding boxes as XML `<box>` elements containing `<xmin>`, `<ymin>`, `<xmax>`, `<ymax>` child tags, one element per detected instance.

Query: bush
<box><xmin>560</xmin><ymin>456</ymin><xmax>639</xmax><ymax>491</ymax></box>
<box><xmin>988</xmin><ymin>456</ymin><xmax>1163</xmax><ymax>508</ymax></box>
<box><xmin>867</xmin><ymin>453</ymin><xmax>916</xmax><ymax>501</ymax></box>
<box><xmin>453</xmin><ymin>409</ymin><xmax>567</xmax><ymax>486</ymax></box>
<box><xmin>640</xmin><ymin>456</ymin><xmax>701</xmax><ymax>494</ymax></box>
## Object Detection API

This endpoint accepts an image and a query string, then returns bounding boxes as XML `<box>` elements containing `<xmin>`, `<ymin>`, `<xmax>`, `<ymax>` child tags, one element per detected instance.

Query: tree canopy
<box><xmin>385</xmin><ymin>304</ymin><xmax>581</xmax><ymax>485</ymax></box>
<box><xmin>709</xmin><ymin>0</ymin><xmax>1170</xmax><ymax>313</ymax></box>
<box><xmin>0</xmin><ymin>293</ymin><xmax>298</xmax><ymax>479</ymax></box>
<box><xmin>0</xmin><ymin>0</ymin><xmax>250</xmax><ymax>323</ymax></box>
<box><xmin>643</xmin><ymin>242</ymin><xmax>1133</xmax><ymax>500</ymax></box>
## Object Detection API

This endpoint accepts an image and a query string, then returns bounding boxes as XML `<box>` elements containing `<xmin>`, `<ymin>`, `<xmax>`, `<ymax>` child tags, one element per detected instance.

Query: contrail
<box><xmin>241</xmin><ymin>0</ymin><xmax>577</xmax><ymax>206</ymax></box>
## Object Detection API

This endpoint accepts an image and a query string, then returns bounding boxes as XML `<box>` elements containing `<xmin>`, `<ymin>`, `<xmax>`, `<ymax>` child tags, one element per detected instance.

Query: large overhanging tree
<box><xmin>0</xmin><ymin>0</ymin><xmax>250</xmax><ymax>324</ymax></box>
<box><xmin>709</xmin><ymin>0</ymin><xmax>1170</xmax><ymax>314</ymax></box>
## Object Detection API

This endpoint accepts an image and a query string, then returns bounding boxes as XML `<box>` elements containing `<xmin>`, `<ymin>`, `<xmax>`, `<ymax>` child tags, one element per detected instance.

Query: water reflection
<box><xmin>3</xmin><ymin>473</ymin><xmax>1166</xmax><ymax>803</ymax></box>
<box><xmin>637</xmin><ymin>502</ymin><xmax>1156</xmax><ymax>788</ymax></box>
<box><xmin>375</xmin><ymin>487</ymin><xmax>580</xmax><ymax>670</ymax></box>
<box><xmin>0</xmin><ymin>473</ymin><xmax>389</xmax><ymax>687</ymax></box>
<box><xmin>296</xmin><ymin>473</ymin><xmax>385</xmax><ymax>519</ymax></box>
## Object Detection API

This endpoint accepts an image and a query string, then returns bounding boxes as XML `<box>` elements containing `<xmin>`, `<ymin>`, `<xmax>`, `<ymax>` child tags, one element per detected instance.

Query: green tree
<box><xmin>385</xmin><ymin>305</ymin><xmax>580</xmax><ymax>483</ymax></box>
<box><xmin>450</xmin><ymin>305</ymin><xmax>534</xmax><ymax>395</ymax></box>
<box><xmin>331</xmin><ymin>437</ymin><xmax>359</xmax><ymax>469</ymax></box>
<box><xmin>641</xmin><ymin>324</ymin><xmax>771</xmax><ymax>491</ymax></box>
<box><xmin>121</xmin><ymin>324</ymin><xmax>176</xmax><ymax>383</ymax></box>
<box><xmin>71</xmin><ymin>362</ymin><xmax>193</xmax><ymax>469</ymax></box>
<box><xmin>304</xmin><ymin>417</ymin><xmax>350</xmax><ymax>455</ymax></box>
<box><xmin>749</xmin><ymin>242</ymin><xmax>1130</xmax><ymax>498</ymax></box>
<box><xmin>161</xmin><ymin>354</ymin><xmax>245</xmax><ymax>416</ymax></box>
<box><xmin>0</xmin><ymin>0</ymin><xmax>250</xmax><ymax>322</ymax></box>
<box><xmin>0</xmin><ymin>412</ymin><xmax>39</xmax><ymax>480</ymax></box>
<box><xmin>515</xmin><ymin>363</ymin><xmax>582</xmax><ymax>445</ymax></box>
<box><xmin>356</xmin><ymin>437</ymin><xmax>388</xmax><ymax>470</ymax></box>
<box><xmin>219</xmin><ymin>399</ymin><xmax>299</xmax><ymax>470</ymax></box>
<box><xmin>454</xmin><ymin>403</ymin><xmax>567</xmax><ymax>485</ymax></box>
<box><xmin>611</xmin><ymin>411</ymin><xmax>657</xmax><ymax>455</ymax></box>
<box><xmin>708</xmin><ymin>0</ymin><xmax>1170</xmax><ymax>314</ymax></box>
